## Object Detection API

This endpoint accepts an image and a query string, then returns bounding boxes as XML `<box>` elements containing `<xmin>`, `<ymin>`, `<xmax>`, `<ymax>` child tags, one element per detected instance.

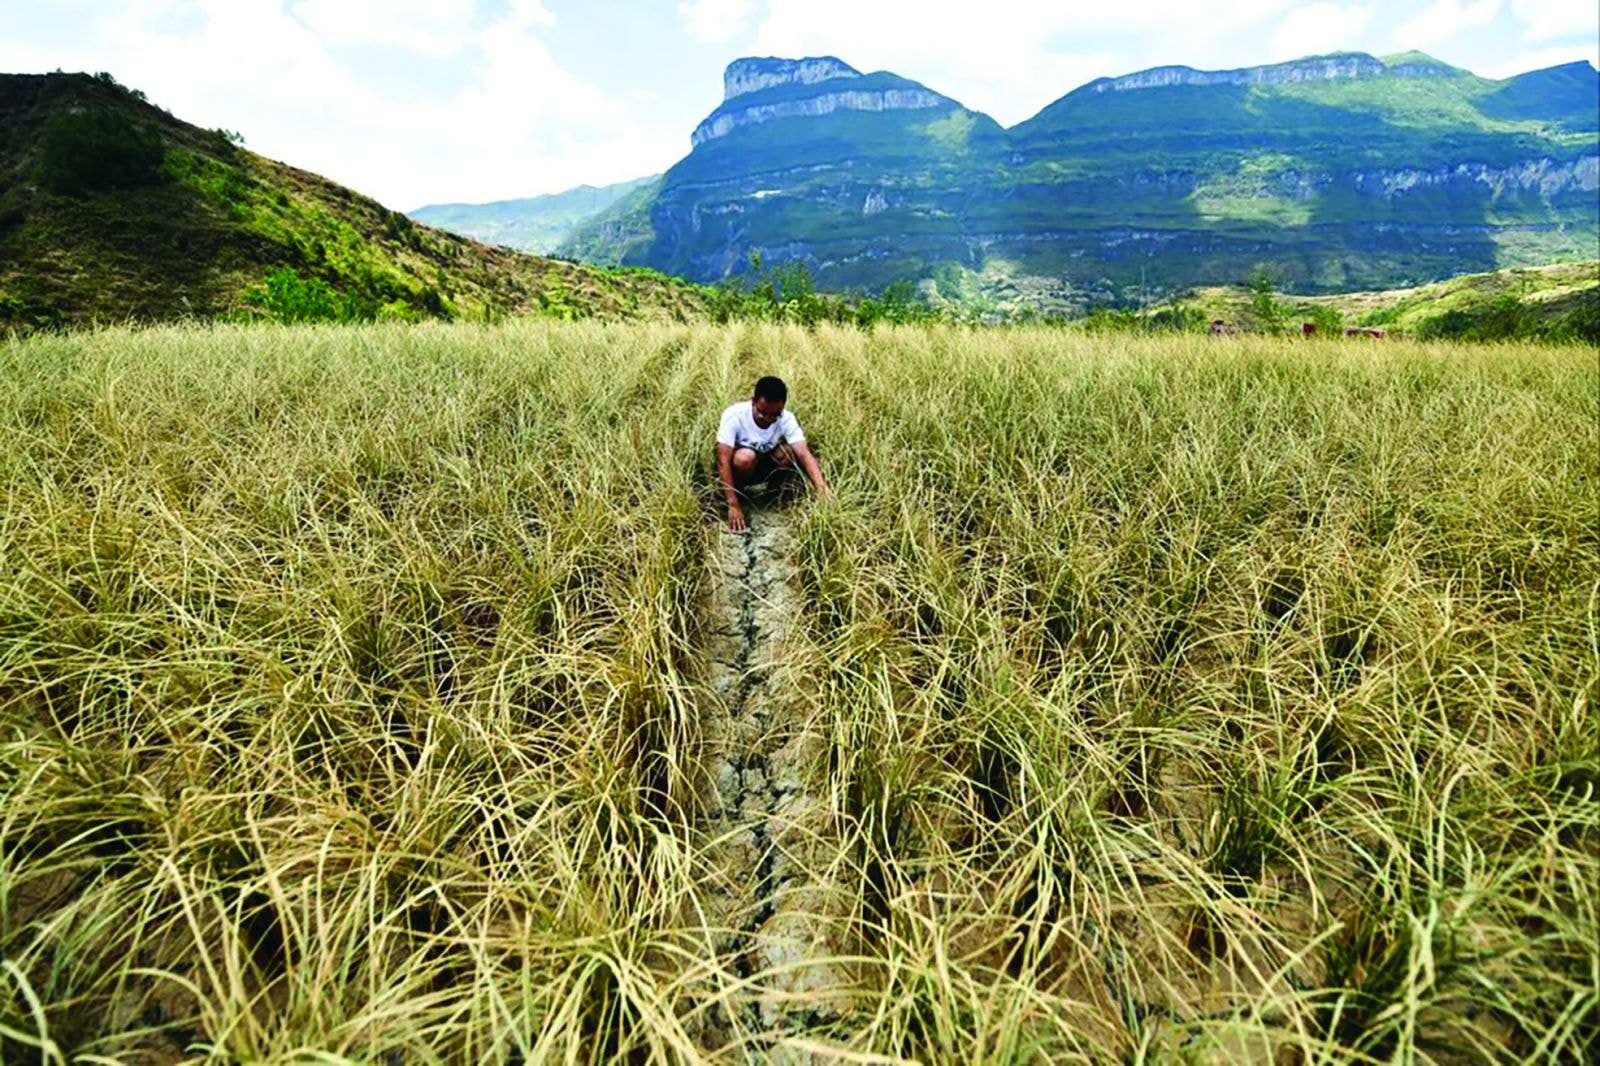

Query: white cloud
<box><xmin>1</xmin><ymin>0</ymin><xmax>675</xmax><ymax>208</ymax></box>
<box><xmin>1271</xmin><ymin>3</ymin><xmax>1376</xmax><ymax>60</ymax></box>
<box><xmin>1392</xmin><ymin>0</ymin><xmax>1501</xmax><ymax>52</ymax></box>
<box><xmin>288</xmin><ymin>0</ymin><xmax>479</xmax><ymax>55</ymax></box>
<box><xmin>1476</xmin><ymin>42</ymin><xmax>1600</xmax><ymax>78</ymax></box>
<box><xmin>678</xmin><ymin>0</ymin><xmax>758</xmax><ymax>44</ymax></box>
<box><xmin>1511</xmin><ymin>0</ymin><xmax>1598</xmax><ymax>41</ymax></box>
<box><xmin>506</xmin><ymin>0</ymin><xmax>557</xmax><ymax>29</ymax></box>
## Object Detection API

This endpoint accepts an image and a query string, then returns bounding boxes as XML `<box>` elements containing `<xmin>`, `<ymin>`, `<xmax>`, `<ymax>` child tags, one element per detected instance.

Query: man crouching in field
<box><xmin>716</xmin><ymin>376</ymin><xmax>831</xmax><ymax>533</ymax></box>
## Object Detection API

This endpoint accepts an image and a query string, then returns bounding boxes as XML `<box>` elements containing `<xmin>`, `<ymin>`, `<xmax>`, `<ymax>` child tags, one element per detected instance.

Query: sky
<box><xmin>2</xmin><ymin>1</ymin><xmax>1595</xmax><ymax>211</ymax></box>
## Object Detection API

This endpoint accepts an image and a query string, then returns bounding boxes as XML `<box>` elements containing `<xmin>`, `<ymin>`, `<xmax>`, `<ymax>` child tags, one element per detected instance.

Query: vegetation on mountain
<box><xmin>1168</xmin><ymin>259</ymin><xmax>1598</xmax><ymax>340</ymax></box>
<box><xmin>407</xmin><ymin>174</ymin><xmax>659</xmax><ymax>254</ymax></box>
<box><xmin>554</xmin><ymin>176</ymin><xmax>663</xmax><ymax>266</ymax></box>
<box><xmin>562</xmin><ymin>52</ymin><xmax>1598</xmax><ymax>299</ymax></box>
<box><xmin>0</xmin><ymin>73</ymin><xmax>704</xmax><ymax>330</ymax></box>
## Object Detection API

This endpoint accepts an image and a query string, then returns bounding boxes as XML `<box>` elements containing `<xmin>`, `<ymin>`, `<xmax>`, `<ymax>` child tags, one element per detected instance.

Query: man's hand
<box><xmin>727</xmin><ymin>502</ymin><xmax>748</xmax><ymax>534</ymax></box>
<box><xmin>792</xmin><ymin>441</ymin><xmax>832</xmax><ymax>501</ymax></box>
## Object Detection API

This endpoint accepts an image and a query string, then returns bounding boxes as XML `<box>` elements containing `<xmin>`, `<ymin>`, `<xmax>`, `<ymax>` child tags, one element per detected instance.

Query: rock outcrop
<box><xmin>692</xmin><ymin>88</ymin><xmax>950</xmax><ymax>146</ymax></box>
<box><xmin>559</xmin><ymin>50</ymin><xmax>1600</xmax><ymax>297</ymax></box>
<box><xmin>1092</xmin><ymin>54</ymin><xmax>1379</xmax><ymax>92</ymax></box>
<box><xmin>1081</xmin><ymin>52</ymin><xmax>1455</xmax><ymax>94</ymax></box>
<box><xmin>722</xmin><ymin>57</ymin><xmax>860</xmax><ymax>102</ymax></box>
<box><xmin>691</xmin><ymin>56</ymin><xmax>963</xmax><ymax>147</ymax></box>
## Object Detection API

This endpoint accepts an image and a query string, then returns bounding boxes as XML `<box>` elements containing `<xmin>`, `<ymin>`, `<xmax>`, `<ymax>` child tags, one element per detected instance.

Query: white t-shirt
<box><xmin>716</xmin><ymin>401</ymin><xmax>805</xmax><ymax>454</ymax></box>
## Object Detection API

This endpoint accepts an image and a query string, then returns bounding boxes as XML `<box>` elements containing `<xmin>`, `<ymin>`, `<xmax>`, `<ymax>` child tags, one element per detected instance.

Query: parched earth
<box><xmin>696</xmin><ymin>508</ymin><xmax>846</xmax><ymax>1060</ymax></box>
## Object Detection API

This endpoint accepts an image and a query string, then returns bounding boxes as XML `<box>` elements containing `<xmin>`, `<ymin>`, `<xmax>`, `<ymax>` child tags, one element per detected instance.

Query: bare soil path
<box><xmin>697</xmin><ymin>507</ymin><xmax>843</xmax><ymax>1060</ymax></box>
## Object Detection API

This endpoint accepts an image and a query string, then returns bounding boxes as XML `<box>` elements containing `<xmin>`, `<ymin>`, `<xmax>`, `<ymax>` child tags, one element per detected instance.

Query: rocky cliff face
<box><xmin>692</xmin><ymin>88</ymin><xmax>949</xmax><ymax>146</ymax></box>
<box><xmin>1354</xmin><ymin>156</ymin><xmax>1599</xmax><ymax>199</ymax></box>
<box><xmin>560</xmin><ymin>51</ymin><xmax>1600</xmax><ymax>297</ymax></box>
<box><xmin>722</xmin><ymin>57</ymin><xmax>859</xmax><ymax>102</ymax></box>
<box><xmin>691</xmin><ymin>57</ymin><xmax>963</xmax><ymax>147</ymax></box>
<box><xmin>1086</xmin><ymin>54</ymin><xmax>1393</xmax><ymax>94</ymax></box>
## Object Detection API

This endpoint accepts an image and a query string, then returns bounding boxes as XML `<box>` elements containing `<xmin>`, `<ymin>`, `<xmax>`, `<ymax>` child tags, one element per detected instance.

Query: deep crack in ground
<box><xmin>699</xmin><ymin>507</ymin><xmax>840</xmax><ymax>1060</ymax></box>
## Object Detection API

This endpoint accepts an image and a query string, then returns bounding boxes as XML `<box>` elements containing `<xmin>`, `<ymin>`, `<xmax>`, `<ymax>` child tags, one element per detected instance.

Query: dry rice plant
<box><xmin>1</xmin><ymin>319</ymin><xmax>1594</xmax><ymax>1063</ymax></box>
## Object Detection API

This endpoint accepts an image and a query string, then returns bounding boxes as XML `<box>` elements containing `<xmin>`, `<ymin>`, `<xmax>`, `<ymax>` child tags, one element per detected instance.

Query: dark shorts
<box><xmin>709</xmin><ymin>442</ymin><xmax>799</xmax><ymax>492</ymax></box>
<box><xmin>744</xmin><ymin>445</ymin><xmax>792</xmax><ymax>482</ymax></box>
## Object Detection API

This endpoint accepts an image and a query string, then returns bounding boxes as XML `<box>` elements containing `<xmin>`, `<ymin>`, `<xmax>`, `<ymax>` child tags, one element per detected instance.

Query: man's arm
<box><xmin>717</xmin><ymin>443</ymin><xmax>747</xmax><ymax>532</ymax></box>
<box><xmin>790</xmin><ymin>441</ymin><xmax>831</xmax><ymax>498</ymax></box>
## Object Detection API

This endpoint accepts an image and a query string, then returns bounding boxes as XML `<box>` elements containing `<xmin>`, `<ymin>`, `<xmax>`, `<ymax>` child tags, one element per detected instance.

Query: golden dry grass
<box><xmin>1</xmin><ymin>320</ymin><xmax>1595</xmax><ymax>1063</ymax></box>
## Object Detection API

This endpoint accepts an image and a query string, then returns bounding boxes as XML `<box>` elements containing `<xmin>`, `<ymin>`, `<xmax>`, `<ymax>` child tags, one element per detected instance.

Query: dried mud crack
<box><xmin>698</xmin><ymin>508</ymin><xmax>843</xmax><ymax>1060</ymax></box>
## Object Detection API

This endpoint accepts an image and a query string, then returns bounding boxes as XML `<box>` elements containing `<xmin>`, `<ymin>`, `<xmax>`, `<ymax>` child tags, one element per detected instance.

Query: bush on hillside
<box><xmin>1144</xmin><ymin>305</ymin><xmax>1210</xmax><ymax>332</ymax></box>
<box><xmin>1415</xmin><ymin>308</ymin><xmax>1475</xmax><ymax>340</ymax></box>
<box><xmin>161</xmin><ymin>148</ymin><xmax>251</xmax><ymax>217</ymax></box>
<box><xmin>1472</xmin><ymin>294</ymin><xmax>1538</xmax><ymax>340</ymax></box>
<box><xmin>1082</xmin><ymin>306</ymin><xmax>1141</xmax><ymax>332</ymax></box>
<box><xmin>1307</xmin><ymin>305</ymin><xmax>1345</xmax><ymax>335</ymax></box>
<box><xmin>38</xmin><ymin>109</ymin><xmax>166</xmax><ymax>195</ymax></box>
<box><xmin>1558</xmin><ymin>297</ymin><xmax>1600</xmax><ymax>345</ymax></box>
<box><xmin>1246</xmin><ymin>269</ymin><xmax>1292</xmax><ymax>333</ymax></box>
<box><xmin>244</xmin><ymin>267</ymin><xmax>364</xmax><ymax>323</ymax></box>
<box><xmin>704</xmin><ymin>254</ymin><xmax>940</xmax><ymax>327</ymax></box>
<box><xmin>1416</xmin><ymin>294</ymin><xmax>1543</xmax><ymax>342</ymax></box>
<box><xmin>92</xmin><ymin>71</ymin><xmax>147</xmax><ymax>102</ymax></box>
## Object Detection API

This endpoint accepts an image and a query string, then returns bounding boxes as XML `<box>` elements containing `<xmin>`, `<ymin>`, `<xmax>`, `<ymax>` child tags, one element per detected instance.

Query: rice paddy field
<box><xmin>1</xmin><ymin>320</ymin><xmax>1595</xmax><ymax>1064</ymax></box>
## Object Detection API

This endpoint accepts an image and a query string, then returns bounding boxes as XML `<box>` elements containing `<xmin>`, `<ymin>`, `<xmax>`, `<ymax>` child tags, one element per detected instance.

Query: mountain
<box><xmin>560</xmin><ymin>52</ymin><xmax>1600</xmax><ymax>297</ymax></box>
<box><xmin>0</xmin><ymin>73</ymin><xmax>703</xmax><ymax>330</ymax></box>
<box><xmin>563</xmin><ymin>55</ymin><xmax>1005</xmax><ymax>283</ymax></box>
<box><xmin>408</xmin><ymin>174</ymin><xmax>659</xmax><ymax>253</ymax></box>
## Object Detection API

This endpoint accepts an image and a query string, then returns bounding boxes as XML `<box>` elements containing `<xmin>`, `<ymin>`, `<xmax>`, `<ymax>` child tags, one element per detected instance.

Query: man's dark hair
<box><xmin>753</xmin><ymin>376</ymin><xmax>788</xmax><ymax>403</ymax></box>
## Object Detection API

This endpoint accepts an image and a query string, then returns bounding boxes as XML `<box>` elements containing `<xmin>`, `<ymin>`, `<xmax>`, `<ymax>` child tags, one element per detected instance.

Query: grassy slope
<box><xmin>554</xmin><ymin>176</ymin><xmax>664</xmax><ymax>267</ymax></box>
<box><xmin>1176</xmin><ymin>259</ymin><xmax>1599</xmax><ymax>330</ymax></box>
<box><xmin>1</xmin><ymin>320</ymin><xmax>1594</xmax><ymax>1061</ymax></box>
<box><xmin>0</xmin><ymin>74</ymin><xmax>704</xmax><ymax>329</ymax></box>
<box><xmin>407</xmin><ymin>174</ymin><xmax>661</xmax><ymax>254</ymax></box>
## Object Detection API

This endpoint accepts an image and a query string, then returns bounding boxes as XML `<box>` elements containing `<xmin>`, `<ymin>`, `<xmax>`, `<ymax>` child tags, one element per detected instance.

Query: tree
<box><xmin>1246</xmin><ymin>270</ymin><xmax>1290</xmax><ymax>334</ymax></box>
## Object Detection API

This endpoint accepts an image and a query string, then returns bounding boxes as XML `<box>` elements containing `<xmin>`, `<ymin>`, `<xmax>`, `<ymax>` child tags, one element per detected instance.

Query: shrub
<box><xmin>1558</xmin><ymin>295</ymin><xmax>1600</xmax><ymax>345</ymax></box>
<box><xmin>38</xmin><ymin>109</ymin><xmax>165</xmax><ymax>195</ymax></box>
<box><xmin>244</xmin><ymin>266</ymin><xmax>360</xmax><ymax>323</ymax></box>
<box><xmin>1144</xmin><ymin>305</ymin><xmax>1209</xmax><ymax>332</ymax></box>
<box><xmin>1308</xmin><ymin>305</ymin><xmax>1345</xmax><ymax>336</ymax></box>
<box><xmin>1082</xmin><ymin>306</ymin><xmax>1140</xmax><ymax>332</ymax></box>
<box><xmin>1247</xmin><ymin>269</ymin><xmax>1291</xmax><ymax>333</ymax></box>
<box><xmin>92</xmin><ymin>71</ymin><xmax>147</xmax><ymax>102</ymax></box>
<box><xmin>1416</xmin><ymin>295</ymin><xmax>1541</xmax><ymax>343</ymax></box>
<box><xmin>1473</xmin><ymin>293</ymin><xmax>1537</xmax><ymax>341</ymax></box>
<box><xmin>1416</xmin><ymin>308</ymin><xmax>1474</xmax><ymax>340</ymax></box>
<box><xmin>161</xmin><ymin>148</ymin><xmax>250</xmax><ymax>215</ymax></box>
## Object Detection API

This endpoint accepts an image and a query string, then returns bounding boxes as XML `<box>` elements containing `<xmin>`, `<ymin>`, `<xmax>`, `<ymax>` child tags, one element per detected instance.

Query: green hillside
<box><xmin>1168</xmin><ymin>260</ymin><xmax>1599</xmax><ymax>338</ymax></box>
<box><xmin>408</xmin><ymin>174</ymin><xmax>659</xmax><ymax>254</ymax></box>
<box><xmin>0</xmin><ymin>73</ymin><xmax>704</xmax><ymax>330</ymax></box>
<box><xmin>555</xmin><ymin>176</ymin><xmax>663</xmax><ymax>266</ymax></box>
<box><xmin>563</xmin><ymin>52</ymin><xmax>1599</xmax><ymax>298</ymax></box>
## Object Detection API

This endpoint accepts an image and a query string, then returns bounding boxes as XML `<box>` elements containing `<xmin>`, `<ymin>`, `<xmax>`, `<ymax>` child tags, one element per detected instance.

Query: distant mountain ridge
<box><xmin>1080</xmin><ymin>51</ymin><xmax>1448</xmax><ymax>94</ymax></box>
<box><xmin>560</xmin><ymin>50</ymin><xmax>1599</xmax><ymax>299</ymax></box>
<box><xmin>408</xmin><ymin>174</ymin><xmax>658</xmax><ymax>254</ymax></box>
